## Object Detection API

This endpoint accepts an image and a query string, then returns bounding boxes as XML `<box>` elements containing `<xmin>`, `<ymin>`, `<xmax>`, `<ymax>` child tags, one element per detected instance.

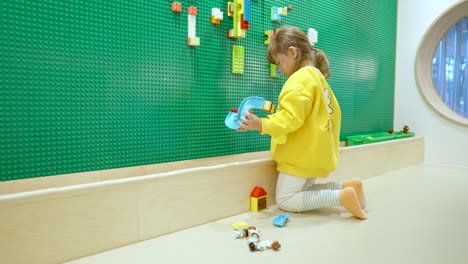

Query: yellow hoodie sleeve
<box><xmin>261</xmin><ymin>89</ymin><xmax>313</xmax><ymax>138</ymax></box>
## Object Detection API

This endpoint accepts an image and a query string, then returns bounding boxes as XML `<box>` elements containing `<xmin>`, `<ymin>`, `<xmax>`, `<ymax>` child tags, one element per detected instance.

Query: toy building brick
<box><xmin>171</xmin><ymin>2</ymin><xmax>182</xmax><ymax>13</ymax></box>
<box><xmin>211</xmin><ymin>8</ymin><xmax>223</xmax><ymax>25</ymax></box>
<box><xmin>232</xmin><ymin>45</ymin><xmax>244</xmax><ymax>74</ymax></box>
<box><xmin>232</xmin><ymin>221</ymin><xmax>248</xmax><ymax>231</ymax></box>
<box><xmin>187</xmin><ymin>6</ymin><xmax>200</xmax><ymax>47</ymax></box>
<box><xmin>188</xmin><ymin>6</ymin><xmax>198</xmax><ymax>16</ymax></box>
<box><xmin>250</xmin><ymin>186</ymin><xmax>267</xmax><ymax>211</ymax></box>
<box><xmin>227</xmin><ymin>0</ymin><xmax>249</xmax><ymax>39</ymax></box>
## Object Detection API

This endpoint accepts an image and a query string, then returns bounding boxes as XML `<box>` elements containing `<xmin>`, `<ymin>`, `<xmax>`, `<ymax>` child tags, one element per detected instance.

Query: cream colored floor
<box><xmin>67</xmin><ymin>165</ymin><xmax>468</xmax><ymax>264</ymax></box>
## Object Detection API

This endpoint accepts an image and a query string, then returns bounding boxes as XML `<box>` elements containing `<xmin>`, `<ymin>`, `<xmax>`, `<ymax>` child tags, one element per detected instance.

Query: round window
<box><xmin>432</xmin><ymin>16</ymin><xmax>468</xmax><ymax>118</ymax></box>
<box><xmin>415</xmin><ymin>1</ymin><xmax>468</xmax><ymax>126</ymax></box>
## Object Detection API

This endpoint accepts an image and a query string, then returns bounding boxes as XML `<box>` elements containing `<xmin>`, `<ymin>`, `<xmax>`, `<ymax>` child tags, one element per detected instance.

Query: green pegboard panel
<box><xmin>0</xmin><ymin>0</ymin><xmax>397</xmax><ymax>181</ymax></box>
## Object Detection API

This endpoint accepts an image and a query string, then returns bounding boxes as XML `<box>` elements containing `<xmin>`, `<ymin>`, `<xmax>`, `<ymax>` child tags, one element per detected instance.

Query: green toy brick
<box><xmin>232</xmin><ymin>45</ymin><xmax>245</xmax><ymax>74</ymax></box>
<box><xmin>270</xmin><ymin>63</ymin><xmax>280</xmax><ymax>77</ymax></box>
<box><xmin>347</xmin><ymin>131</ymin><xmax>415</xmax><ymax>146</ymax></box>
<box><xmin>393</xmin><ymin>131</ymin><xmax>415</xmax><ymax>139</ymax></box>
<box><xmin>347</xmin><ymin>132</ymin><xmax>390</xmax><ymax>146</ymax></box>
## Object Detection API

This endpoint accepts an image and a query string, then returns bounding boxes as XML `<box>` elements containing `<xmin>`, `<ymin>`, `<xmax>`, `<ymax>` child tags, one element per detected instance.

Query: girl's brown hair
<box><xmin>267</xmin><ymin>26</ymin><xmax>331</xmax><ymax>78</ymax></box>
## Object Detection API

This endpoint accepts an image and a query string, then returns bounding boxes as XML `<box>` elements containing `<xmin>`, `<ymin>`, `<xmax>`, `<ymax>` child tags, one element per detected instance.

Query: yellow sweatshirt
<box><xmin>261</xmin><ymin>66</ymin><xmax>341</xmax><ymax>178</ymax></box>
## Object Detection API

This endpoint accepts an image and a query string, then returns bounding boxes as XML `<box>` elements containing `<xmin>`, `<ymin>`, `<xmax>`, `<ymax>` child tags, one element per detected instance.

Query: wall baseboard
<box><xmin>0</xmin><ymin>137</ymin><xmax>424</xmax><ymax>264</ymax></box>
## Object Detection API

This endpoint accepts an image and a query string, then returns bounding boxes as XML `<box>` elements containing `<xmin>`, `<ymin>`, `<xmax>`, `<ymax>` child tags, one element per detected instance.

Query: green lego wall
<box><xmin>0</xmin><ymin>0</ymin><xmax>397</xmax><ymax>181</ymax></box>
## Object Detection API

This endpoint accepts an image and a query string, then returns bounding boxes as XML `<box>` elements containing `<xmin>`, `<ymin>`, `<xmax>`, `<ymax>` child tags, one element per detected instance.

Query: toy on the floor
<box><xmin>246</xmin><ymin>226</ymin><xmax>281</xmax><ymax>252</ymax></box>
<box><xmin>232</xmin><ymin>226</ymin><xmax>281</xmax><ymax>251</ymax></box>
<box><xmin>249</xmin><ymin>239</ymin><xmax>281</xmax><ymax>251</ymax></box>
<box><xmin>250</xmin><ymin>186</ymin><xmax>267</xmax><ymax>212</ymax></box>
<box><xmin>232</xmin><ymin>221</ymin><xmax>249</xmax><ymax>231</ymax></box>
<box><xmin>272</xmin><ymin>213</ymin><xmax>290</xmax><ymax>227</ymax></box>
<box><xmin>232</xmin><ymin>226</ymin><xmax>258</xmax><ymax>239</ymax></box>
<box><xmin>225</xmin><ymin>96</ymin><xmax>275</xmax><ymax>129</ymax></box>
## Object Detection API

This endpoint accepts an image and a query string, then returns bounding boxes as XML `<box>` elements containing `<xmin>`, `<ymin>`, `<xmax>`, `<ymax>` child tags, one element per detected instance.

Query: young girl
<box><xmin>237</xmin><ymin>26</ymin><xmax>367</xmax><ymax>220</ymax></box>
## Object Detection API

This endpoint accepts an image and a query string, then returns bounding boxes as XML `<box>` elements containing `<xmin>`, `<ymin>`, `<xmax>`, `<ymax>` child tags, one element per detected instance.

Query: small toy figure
<box><xmin>403</xmin><ymin>125</ymin><xmax>410</xmax><ymax>133</ymax></box>
<box><xmin>249</xmin><ymin>240</ymin><xmax>281</xmax><ymax>251</ymax></box>
<box><xmin>387</xmin><ymin>129</ymin><xmax>394</xmax><ymax>134</ymax></box>
<box><xmin>247</xmin><ymin>229</ymin><xmax>281</xmax><ymax>252</ymax></box>
<box><xmin>247</xmin><ymin>228</ymin><xmax>260</xmax><ymax>242</ymax></box>
<box><xmin>232</xmin><ymin>226</ymin><xmax>281</xmax><ymax>251</ymax></box>
<box><xmin>232</xmin><ymin>226</ymin><xmax>258</xmax><ymax>239</ymax></box>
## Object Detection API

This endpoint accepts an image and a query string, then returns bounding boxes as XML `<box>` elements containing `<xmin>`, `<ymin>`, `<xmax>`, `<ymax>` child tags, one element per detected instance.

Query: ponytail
<box><xmin>311</xmin><ymin>47</ymin><xmax>331</xmax><ymax>79</ymax></box>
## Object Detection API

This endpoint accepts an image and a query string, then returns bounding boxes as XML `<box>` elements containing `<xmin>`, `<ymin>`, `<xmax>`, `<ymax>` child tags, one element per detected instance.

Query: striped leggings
<box><xmin>275</xmin><ymin>172</ymin><xmax>342</xmax><ymax>212</ymax></box>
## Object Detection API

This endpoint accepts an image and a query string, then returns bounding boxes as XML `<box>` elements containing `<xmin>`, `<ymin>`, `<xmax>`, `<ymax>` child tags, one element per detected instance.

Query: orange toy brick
<box><xmin>171</xmin><ymin>2</ymin><xmax>182</xmax><ymax>13</ymax></box>
<box><xmin>188</xmin><ymin>6</ymin><xmax>198</xmax><ymax>16</ymax></box>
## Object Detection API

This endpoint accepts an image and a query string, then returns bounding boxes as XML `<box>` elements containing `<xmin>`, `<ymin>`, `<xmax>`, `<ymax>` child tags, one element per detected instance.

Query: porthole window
<box><xmin>432</xmin><ymin>16</ymin><xmax>468</xmax><ymax>118</ymax></box>
<box><xmin>415</xmin><ymin>0</ymin><xmax>468</xmax><ymax>126</ymax></box>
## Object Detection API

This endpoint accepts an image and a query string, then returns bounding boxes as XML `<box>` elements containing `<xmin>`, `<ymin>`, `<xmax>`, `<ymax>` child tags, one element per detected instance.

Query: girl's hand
<box><xmin>237</xmin><ymin>111</ymin><xmax>262</xmax><ymax>132</ymax></box>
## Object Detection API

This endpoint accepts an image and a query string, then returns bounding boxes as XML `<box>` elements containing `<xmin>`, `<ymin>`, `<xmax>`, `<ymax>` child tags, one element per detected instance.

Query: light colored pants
<box><xmin>275</xmin><ymin>172</ymin><xmax>342</xmax><ymax>212</ymax></box>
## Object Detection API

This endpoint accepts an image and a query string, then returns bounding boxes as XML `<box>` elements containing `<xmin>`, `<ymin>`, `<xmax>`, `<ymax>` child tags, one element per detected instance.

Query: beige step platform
<box><xmin>67</xmin><ymin>164</ymin><xmax>468</xmax><ymax>264</ymax></box>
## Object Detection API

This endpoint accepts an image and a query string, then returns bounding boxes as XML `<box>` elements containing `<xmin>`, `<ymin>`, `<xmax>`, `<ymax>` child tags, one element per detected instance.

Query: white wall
<box><xmin>395</xmin><ymin>0</ymin><xmax>468</xmax><ymax>167</ymax></box>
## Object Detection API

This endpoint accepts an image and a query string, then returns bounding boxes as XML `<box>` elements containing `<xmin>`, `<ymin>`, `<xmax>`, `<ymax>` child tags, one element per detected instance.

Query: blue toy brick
<box><xmin>271</xmin><ymin>7</ymin><xmax>282</xmax><ymax>21</ymax></box>
<box><xmin>225</xmin><ymin>96</ymin><xmax>269</xmax><ymax>129</ymax></box>
<box><xmin>244</xmin><ymin>0</ymin><xmax>251</xmax><ymax>21</ymax></box>
<box><xmin>273</xmin><ymin>213</ymin><xmax>290</xmax><ymax>227</ymax></box>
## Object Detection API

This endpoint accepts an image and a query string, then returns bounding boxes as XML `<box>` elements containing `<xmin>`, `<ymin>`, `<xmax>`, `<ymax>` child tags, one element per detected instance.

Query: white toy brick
<box><xmin>307</xmin><ymin>28</ymin><xmax>318</xmax><ymax>46</ymax></box>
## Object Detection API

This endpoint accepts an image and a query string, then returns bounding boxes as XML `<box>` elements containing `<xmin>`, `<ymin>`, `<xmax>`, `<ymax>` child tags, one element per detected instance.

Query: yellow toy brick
<box><xmin>250</xmin><ymin>186</ymin><xmax>267</xmax><ymax>212</ymax></box>
<box><xmin>227</xmin><ymin>2</ymin><xmax>234</xmax><ymax>17</ymax></box>
<box><xmin>211</xmin><ymin>16</ymin><xmax>221</xmax><ymax>24</ymax></box>
<box><xmin>262</xmin><ymin>101</ymin><xmax>275</xmax><ymax>113</ymax></box>
<box><xmin>251</xmin><ymin>196</ymin><xmax>267</xmax><ymax>212</ymax></box>
<box><xmin>187</xmin><ymin>37</ymin><xmax>200</xmax><ymax>47</ymax></box>
<box><xmin>232</xmin><ymin>221</ymin><xmax>249</xmax><ymax>230</ymax></box>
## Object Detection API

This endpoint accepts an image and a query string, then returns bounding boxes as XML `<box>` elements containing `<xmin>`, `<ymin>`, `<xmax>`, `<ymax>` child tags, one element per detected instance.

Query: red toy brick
<box><xmin>171</xmin><ymin>2</ymin><xmax>182</xmax><ymax>13</ymax></box>
<box><xmin>188</xmin><ymin>6</ymin><xmax>198</xmax><ymax>16</ymax></box>
<box><xmin>251</xmin><ymin>186</ymin><xmax>267</xmax><ymax>198</ymax></box>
